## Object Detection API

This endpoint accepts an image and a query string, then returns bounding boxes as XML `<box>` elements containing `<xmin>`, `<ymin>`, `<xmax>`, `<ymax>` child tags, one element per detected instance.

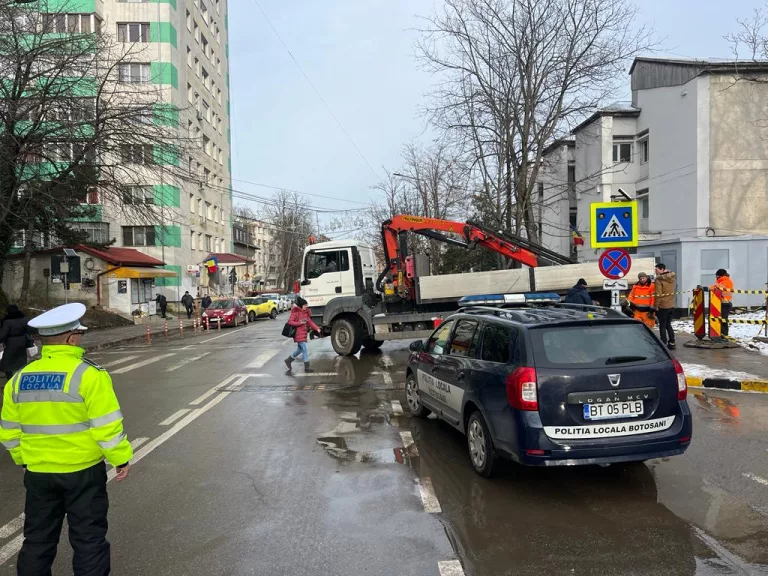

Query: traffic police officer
<box><xmin>0</xmin><ymin>303</ymin><xmax>133</xmax><ymax>575</ymax></box>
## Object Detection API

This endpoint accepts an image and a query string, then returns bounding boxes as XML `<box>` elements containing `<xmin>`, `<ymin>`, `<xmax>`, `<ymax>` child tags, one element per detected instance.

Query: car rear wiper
<box><xmin>605</xmin><ymin>355</ymin><xmax>647</xmax><ymax>365</ymax></box>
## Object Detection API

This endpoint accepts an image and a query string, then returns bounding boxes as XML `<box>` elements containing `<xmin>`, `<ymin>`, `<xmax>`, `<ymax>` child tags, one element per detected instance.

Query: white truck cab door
<box><xmin>302</xmin><ymin>249</ymin><xmax>352</xmax><ymax>306</ymax></box>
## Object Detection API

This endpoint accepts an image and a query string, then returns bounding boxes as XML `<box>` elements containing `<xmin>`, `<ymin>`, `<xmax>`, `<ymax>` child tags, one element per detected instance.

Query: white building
<box><xmin>540</xmin><ymin>57</ymin><xmax>768</xmax><ymax>308</ymax></box>
<box><xmin>72</xmin><ymin>0</ymin><xmax>233</xmax><ymax>306</ymax></box>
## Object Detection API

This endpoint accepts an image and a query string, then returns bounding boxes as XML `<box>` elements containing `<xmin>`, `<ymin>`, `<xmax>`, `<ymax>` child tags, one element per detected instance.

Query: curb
<box><xmin>687</xmin><ymin>377</ymin><xmax>768</xmax><ymax>394</ymax></box>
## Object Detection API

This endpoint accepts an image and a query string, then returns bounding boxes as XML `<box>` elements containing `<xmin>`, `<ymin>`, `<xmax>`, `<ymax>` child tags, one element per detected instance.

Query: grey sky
<box><xmin>228</xmin><ymin>0</ymin><xmax>758</xmax><ymax>231</ymax></box>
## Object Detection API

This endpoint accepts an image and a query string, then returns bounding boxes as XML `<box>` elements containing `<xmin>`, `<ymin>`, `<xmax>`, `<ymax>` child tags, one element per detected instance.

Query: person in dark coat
<box><xmin>0</xmin><ymin>305</ymin><xmax>31</xmax><ymax>379</ymax></box>
<box><xmin>155</xmin><ymin>293</ymin><xmax>168</xmax><ymax>318</ymax></box>
<box><xmin>181</xmin><ymin>291</ymin><xmax>194</xmax><ymax>319</ymax></box>
<box><xmin>201</xmin><ymin>294</ymin><xmax>212</xmax><ymax>311</ymax></box>
<box><xmin>563</xmin><ymin>279</ymin><xmax>592</xmax><ymax>305</ymax></box>
<box><xmin>284</xmin><ymin>297</ymin><xmax>320</xmax><ymax>373</ymax></box>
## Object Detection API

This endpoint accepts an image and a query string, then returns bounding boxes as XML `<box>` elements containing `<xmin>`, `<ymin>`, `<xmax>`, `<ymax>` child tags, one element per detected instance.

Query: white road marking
<box><xmin>159</xmin><ymin>409</ymin><xmax>191</xmax><ymax>426</ymax></box>
<box><xmin>111</xmin><ymin>353</ymin><xmax>176</xmax><ymax>374</ymax></box>
<box><xmin>0</xmin><ymin>515</ymin><xmax>24</xmax><ymax>539</ymax></box>
<box><xmin>438</xmin><ymin>560</ymin><xmax>465</xmax><ymax>576</ymax></box>
<box><xmin>164</xmin><ymin>352</ymin><xmax>210</xmax><ymax>372</ymax></box>
<box><xmin>247</xmin><ymin>348</ymin><xmax>283</xmax><ymax>369</ymax></box>
<box><xmin>400</xmin><ymin>431</ymin><xmax>415</xmax><ymax>450</ymax></box>
<box><xmin>0</xmin><ymin>534</ymin><xmax>24</xmax><ymax>565</ymax></box>
<box><xmin>693</xmin><ymin>527</ymin><xmax>762</xmax><ymax>576</ymax></box>
<box><xmin>381</xmin><ymin>372</ymin><xmax>393</xmax><ymax>386</ymax></box>
<box><xmin>381</xmin><ymin>355</ymin><xmax>394</xmax><ymax>367</ymax></box>
<box><xmin>743</xmin><ymin>472</ymin><xmax>768</xmax><ymax>487</ymax></box>
<box><xmin>130</xmin><ymin>437</ymin><xmax>149</xmax><ymax>450</ymax></box>
<box><xmin>293</xmin><ymin>372</ymin><xmax>338</xmax><ymax>378</ymax></box>
<box><xmin>391</xmin><ymin>400</ymin><xmax>403</xmax><ymax>415</ymax></box>
<box><xmin>107</xmin><ymin>385</ymin><xmax>234</xmax><ymax>482</ymax></box>
<box><xmin>418</xmin><ymin>477</ymin><xmax>441</xmax><ymax>513</ymax></box>
<box><xmin>189</xmin><ymin>374</ymin><xmax>240</xmax><ymax>406</ymax></box>
<box><xmin>199</xmin><ymin>327</ymin><xmax>249</xmax><ymax>344</ymax></box>
<box><xmin>102</xmin><ymin>355</ymin><xmax>140</xmax><ymax>367</ymax></box>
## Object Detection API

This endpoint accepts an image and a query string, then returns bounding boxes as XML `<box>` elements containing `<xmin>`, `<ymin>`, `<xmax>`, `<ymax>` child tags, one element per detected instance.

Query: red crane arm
<box><xmin>380</xmin><ymin>215</ymin><xmax>540</xmax><ymax>283</ymax></box>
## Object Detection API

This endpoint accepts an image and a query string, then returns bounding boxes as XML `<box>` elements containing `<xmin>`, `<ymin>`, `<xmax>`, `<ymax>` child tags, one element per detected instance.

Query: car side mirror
<box><xmin>409</xmin><ymin>340</ymin><xmax>424</xmax><ymax>352</ymax></box>
<box><xmin>301</xmin><ymin>279</ymin><xmax>311</xmax><ymax>286</ymax></box>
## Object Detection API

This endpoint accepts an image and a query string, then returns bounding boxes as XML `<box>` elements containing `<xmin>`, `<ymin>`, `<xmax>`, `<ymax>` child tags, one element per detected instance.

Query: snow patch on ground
<box><xmin>680</xmin><ymin>362</ymin><xmax>762</xmax><ymax>382</ymax></box>
<box><xmin>672</xmin><ymin>311</ymin><xmax>768</xmax><ymax>358</ymax></box>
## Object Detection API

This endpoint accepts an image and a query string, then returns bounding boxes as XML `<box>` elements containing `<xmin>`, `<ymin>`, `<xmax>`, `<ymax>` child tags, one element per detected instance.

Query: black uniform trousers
<box><xmin>19</xmin><ymin>461</ymin><xmax>110</xmax><ymax>576</ymax></box>
<box><xmin>721</xmin><ymin>301</ymin><xmax>732</xmax><ymax>337</ymax></box>
<box><xmin>656</xmin><ymin>308</ymin><xmax>675</xmax><ymax>345</ymax></box>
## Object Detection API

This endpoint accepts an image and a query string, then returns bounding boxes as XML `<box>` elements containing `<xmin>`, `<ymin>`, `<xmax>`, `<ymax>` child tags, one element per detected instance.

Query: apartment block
<box><xmin>539</xmin><ymin>57</ymin><xmax>768</xmax><ymax>307</ymax></box>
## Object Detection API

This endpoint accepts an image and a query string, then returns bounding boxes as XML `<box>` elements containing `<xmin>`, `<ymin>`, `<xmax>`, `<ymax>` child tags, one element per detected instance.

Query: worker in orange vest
<box><xmin>711</xmin><ymin>268</ymin><xmax>734</xmax><ymax>337</ymax></box>
<box><xmin>628</xmin><ymin>272</ymin><xmax>656</xmax><ymax>329</ymax></box>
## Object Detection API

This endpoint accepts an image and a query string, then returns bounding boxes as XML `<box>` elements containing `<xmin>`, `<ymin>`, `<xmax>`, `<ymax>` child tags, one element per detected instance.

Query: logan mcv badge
<box><xmin>608</xmin><ymin>374</ymin><xmax>621</xmax><ymax>388</ymax></box>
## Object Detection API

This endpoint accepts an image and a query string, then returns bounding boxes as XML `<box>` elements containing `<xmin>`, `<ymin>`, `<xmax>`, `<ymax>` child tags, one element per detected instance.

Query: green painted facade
<box><xmin>153</xmin><ymin>144</ymin><xmax>180</xmax><ymax>166</ymax></box>
<box><xmin>155</xmin><ymin>264</ymin><xmax>181</xmax><ymax>287</ymax></box>
<box><xmin>149</xmin><ymin>0</ymin><xmax>177</xmax><ymax>9</ymax></box>
<box><xmin>150</xmin><ymin>62</ymin><xmax>178</xmax><ymax>89</ymax></box>
<box><xmin>150</xmin><ymin>23</ymin><xmax>177</xmax><ymax>48</ymax></box>
<box><xmin>154</xmin><ymin>225</ymin><xmax>181</xmax><ymax>248</ymax></box>
<box><xmin>41</xmin><ymin>0</ymin><xmax>96</xmax><ymax>13</ymax></box>
<box><xmin>153</xmin><ymin>103</ymin><xmax>179</xmax><ymax>127</ymax></box>
<box><xmin>153</xmin><ymin>184</ymin><xmax>180</xmax><ymax>207</ymax></box>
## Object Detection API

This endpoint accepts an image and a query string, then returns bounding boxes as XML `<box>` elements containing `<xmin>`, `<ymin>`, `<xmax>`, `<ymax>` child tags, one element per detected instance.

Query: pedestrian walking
<box><xmin>654</xmin><ymin>263</ymin><xmax>677</xmax><ymax>349</ymax></box>
<box><xmin>155</xmin><ymin>293</ymin><xmax>168</xmax><ymax>318</ymax></box>
<box><xmin>0</xmin><ymin>303</ymin><xmax>132</xmax><ymax>576</ymax></box>
<box><xmin>627</xmin><ymin>272</ymin><xmax>656</xmax><ymax>329</ymax></box>
<box><xmin>181</xmin><ymin>291</ymin><xmax>194</xmax><ymax>319</ymax></box>
<box><xmin>284</xmin><ymin>296</ymin><xmax>320</xmax><ymax>373</ymax></box>
<box><xmin>201</xmin><ymin>294</ymin><xmax>212</xmax><ymax>312</ymax></box>
<box><xmin>712</xmin><ymin>268</ymin><xmax>734</xmax><ymax>338</ymax></box>
<box><xmin>563</xmin><ymin>278</ymin><xmax>592</xmax><ymax>305</ymax></box>
<box><xmin>0</xmin><ymin>305</ymin><xmax>33</xmax><ymax>379</ymax></box>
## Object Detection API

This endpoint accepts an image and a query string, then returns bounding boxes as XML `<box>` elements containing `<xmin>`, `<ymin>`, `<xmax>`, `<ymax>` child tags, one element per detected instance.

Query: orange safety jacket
<box><xmin>712</xmin><ymin>275</ymin><xmax>734</xmax><ymax>303</ymax></box>
<box><xmin>628</xmin><ymin>283</ymin><xmax>655</xmax><ymax>311</ymax></box>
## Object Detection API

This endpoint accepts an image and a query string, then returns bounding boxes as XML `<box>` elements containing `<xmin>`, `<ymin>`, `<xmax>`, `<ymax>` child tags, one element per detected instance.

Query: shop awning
<box><xmin>106</xmin><ymin>267</ymin><xmax>177</xmax><ymax>279</ymax></box>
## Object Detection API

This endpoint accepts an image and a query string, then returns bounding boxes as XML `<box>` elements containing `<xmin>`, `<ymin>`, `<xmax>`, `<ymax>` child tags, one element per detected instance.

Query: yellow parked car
<box><xmin>243</xmin><ymin>296</ymin><xmax>278</xmax><ymax>321</ymax></box>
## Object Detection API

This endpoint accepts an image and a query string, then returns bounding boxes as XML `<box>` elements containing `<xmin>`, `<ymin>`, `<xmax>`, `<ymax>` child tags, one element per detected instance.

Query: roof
<box><xmin>455</xmin><ymin>304</ymin><xmax>627</xmax><ymax>325</ymax></box>
<box><xmin>571</xmin><ymin>102</ymin><xmax>641</xmax><ymax>135</ymax></box>
<box><xmin>203</xmin><ymin>252</ymin><xmax>252</xmax><ymax>264</ymax></box>
<box><xmin>629</xmin><ymin>56</ymin><xmax>768</xmax><ymax>76</ymax></box>
<box><xmin>308</xmin><ymin>239</ymin><xmax>372</xmax><ymax>251</ymax></box>
<box><xmin>541</xmin><ymin>137</ymin><xmax>576</xmax><ymax>158</ymax></box>
<box><xmin>7</xmin><ymin>244</ymin><xmax>165</xmax><ymax>267</ymax></box>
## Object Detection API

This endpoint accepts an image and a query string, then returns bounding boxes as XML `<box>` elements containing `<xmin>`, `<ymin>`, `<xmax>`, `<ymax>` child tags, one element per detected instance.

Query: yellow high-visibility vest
<box><xmin>0</xmin><ymin>345</ymin><xmax>133</xmax><ymax>473</ymax></box>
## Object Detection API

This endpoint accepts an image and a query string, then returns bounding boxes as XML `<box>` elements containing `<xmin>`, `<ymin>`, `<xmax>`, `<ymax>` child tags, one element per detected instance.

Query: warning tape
<box><xmin>727</xmin><ymin>319</ymin><xmax>768</xmax><ymax>325</ymax></box>
<box><xmin>702</xmin><ymin>287</ymin><xmax>768</xmax><ymax>295</ymax></box>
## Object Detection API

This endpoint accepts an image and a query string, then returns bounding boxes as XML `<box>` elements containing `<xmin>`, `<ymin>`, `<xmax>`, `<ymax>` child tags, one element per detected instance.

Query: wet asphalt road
<box><xmin>0</xmin><ymin>318</ymin><xmax>767</xmax><ymax>575</ymax></box>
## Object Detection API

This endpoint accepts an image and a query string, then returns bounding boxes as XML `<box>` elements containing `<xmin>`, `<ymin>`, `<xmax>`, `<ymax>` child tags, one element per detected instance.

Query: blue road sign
<box><xmin>590</xmin><ymin>201</ymin><xmax>638</xmax><ymax>248</ymax></box>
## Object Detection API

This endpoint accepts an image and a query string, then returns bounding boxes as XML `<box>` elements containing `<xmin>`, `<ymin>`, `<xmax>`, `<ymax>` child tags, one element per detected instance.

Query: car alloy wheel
<box><xmin>406</xmin><ymin>377</ymin><xmax>421</xmax><ymax>412</ymax></box>
<box><xmin>468</xmin><ymin>419</ymin><xmax>486</xmax><ymax>469</ymax></box>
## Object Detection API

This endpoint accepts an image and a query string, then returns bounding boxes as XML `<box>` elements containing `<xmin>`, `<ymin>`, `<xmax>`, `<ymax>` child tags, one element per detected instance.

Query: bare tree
<box><xmin>261</xmin><ymin>190</ymin><xmax>315</xmax><ymax>292</ymax></box>
<box><xmin>0</xmin><ymin>0</ymin><xmax>192</xmax><ymax>301</ymax></box>
<box><xmin>417</xmin><ymin>0</ymin><xmax>653</xmax><ymax>242</ymax></box>
<box><xmin>727</xmin><ymin>4</ymin><xmax>768</xmax><ymax>64</ymax></box>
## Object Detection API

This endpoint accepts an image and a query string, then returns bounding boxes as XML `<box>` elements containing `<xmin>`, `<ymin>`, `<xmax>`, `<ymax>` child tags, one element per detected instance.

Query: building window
<box><xmin>202</xmin><ymin>99</ymin><xmax>210</xmax><ymax>121</ymax></box>
<box><xmin>205</xmin><ymin>202</ymin><xmax>212</xmax><ymax>220</ymax></box>
<box><xmin>194</xmin><ymin>23</ymin><xmax>200</xmax><ymax>42</ymax></box>
<box><xmin>77</xmin><ymin>222</ymin><xmax>110</xmax><ymax>244</ymax></box>
<box><xmin>190</xmin><ymin>230</ymin><xmax>196</xmax><ymax>250</ymax></box>
<box><xmin>202</xmin><ymin>68</ymin><xmax>210</xmax><ymax>90</ymax></box>
<box><xmin>120</xmin><ymin>144</ymin><xmax>154</xmax><ymax>164</ymax></box>
<box><xmin>122</xmin><ymin>226</ymin><xmax>156</xmax><ymax>247</ymax></box>
<box><xmin>198</xmin><ymin>233</ymin><xmax>204</xmax><ymax>250</ymax></box>
<box><xmin>201</xmin><ymin>35</ymin><xmax>209</xmax><ymax>57</ymax></box>
<box><xmin>640</xmin><ymin>139</ymin><xmax>649</xmax><ymax>164</ymax></box>
<box><xmin>205</xmin><ymin>234</ymin><xmax>212</xmax><ymax>252</ymax></box>
<box><xmin>187</xmin><ymin>47</ymin><xmax>193</xmax><ymax>68</ymax></box>
<box><xmin>42</xmin><ymin>14</ymin><xmax>100</xmax><ymax>34</ymax></box>
<box><xmin>118</xmin><ymin>63</ymin><xmax>150</xmax><ymax>83</ymax></box>
<box><xmin>190</xmin><ymin>193</ymin><xmax>195</xmax><ymax>213</ymax></box>
<box><xmin>122</xmin><ymin>185</ymin><xmax>154</xmax><ymax>205</ymax></box>
<box><xmin>186</xmin><ymin>10</ymin><xmax>193</xmax><ymax>31</ymax></box>
<box><xmin>194</xmin><ymin>57</ymin><xmax>200</xmax><ymax>77</ymax></box>
<box><xmin>612</xmin><ymin>142</ymin><xmax>632</xmax><ymax>163</ymax></box>
<box><xmin>117</xmin><ymin>23</ymin><xmax>150</xmax><ymax>42</ymax></box>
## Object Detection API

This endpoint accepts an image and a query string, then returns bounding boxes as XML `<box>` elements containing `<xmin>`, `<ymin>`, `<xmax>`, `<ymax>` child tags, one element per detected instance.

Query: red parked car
<box><xmin>202</xmin><ymin>299</ymin><xmax>248</xmax><ymax>329</ymax></box>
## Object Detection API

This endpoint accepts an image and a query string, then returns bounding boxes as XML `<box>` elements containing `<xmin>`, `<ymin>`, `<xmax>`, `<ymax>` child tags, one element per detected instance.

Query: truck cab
<box><xmin>300</xmin><ymin>240</ymin><xmax>378</xmax><ymax>312</ymax></box>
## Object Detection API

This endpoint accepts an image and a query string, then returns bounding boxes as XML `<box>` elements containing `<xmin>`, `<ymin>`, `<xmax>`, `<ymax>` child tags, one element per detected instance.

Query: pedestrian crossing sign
<box><xmin>590</xmin><ymin>201</ymin><xmax>638</xmax><ymax>248</ymax></box>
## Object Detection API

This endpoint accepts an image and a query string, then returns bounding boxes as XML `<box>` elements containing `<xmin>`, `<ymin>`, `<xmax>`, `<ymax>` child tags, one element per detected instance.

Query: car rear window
<box><xmin>530</xmin><ymin>323</ymin><xmax>668</xmax><ymax>368</ymax></box>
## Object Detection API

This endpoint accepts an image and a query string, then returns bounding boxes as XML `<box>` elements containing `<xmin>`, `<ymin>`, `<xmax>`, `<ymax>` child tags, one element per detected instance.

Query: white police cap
<box><xmin>28</xmin><ymin>303</ymin><xmax>88</xmax><ymax>336</ymax></box>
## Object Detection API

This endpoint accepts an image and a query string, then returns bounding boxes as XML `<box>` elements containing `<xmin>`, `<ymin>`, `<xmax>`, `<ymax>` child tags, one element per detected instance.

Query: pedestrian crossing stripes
<box><xmin>111</xmin><ymin>353</ymin><xmax>176</xmax><ymax>374</ymax></box>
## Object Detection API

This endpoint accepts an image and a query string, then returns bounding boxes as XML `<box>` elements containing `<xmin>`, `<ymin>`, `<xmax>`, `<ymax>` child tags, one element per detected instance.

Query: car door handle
<box><xmin>457</xmin><ymin>371</ymin><xmax>466</xmax><ymax>380</ymax></box>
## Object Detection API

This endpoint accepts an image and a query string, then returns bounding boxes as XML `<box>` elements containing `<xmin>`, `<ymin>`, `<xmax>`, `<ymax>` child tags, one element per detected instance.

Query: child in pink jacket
<box><xmin>284</xmin><ymin>296</ymin><xmax>320</xmax><ymax>372</ymax></box>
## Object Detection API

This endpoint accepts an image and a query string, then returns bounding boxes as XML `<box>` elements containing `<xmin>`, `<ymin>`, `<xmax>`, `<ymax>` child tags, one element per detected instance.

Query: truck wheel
<box><xmin>362</xmin><ymin>338</ymin><xmax>383</xmax><ymax>351</ymax></box>
<box><xmin>331</xmin><ymin>318</ymin><xmax>362</xmax><ymax>356</ymax></box>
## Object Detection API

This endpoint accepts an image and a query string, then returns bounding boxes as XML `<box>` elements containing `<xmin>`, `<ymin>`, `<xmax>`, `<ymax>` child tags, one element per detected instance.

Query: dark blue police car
<box><xmin>405</xmin><ymin>293</ymin><xmax>692</xmax><ymax>477</ymax></box>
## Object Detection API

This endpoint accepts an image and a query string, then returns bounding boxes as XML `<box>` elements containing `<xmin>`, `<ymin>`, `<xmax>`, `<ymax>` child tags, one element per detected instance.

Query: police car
<box><xmin>405</xmin><ymin>293</ymin><xmax>692</xmax><ymax>477</ymax></box>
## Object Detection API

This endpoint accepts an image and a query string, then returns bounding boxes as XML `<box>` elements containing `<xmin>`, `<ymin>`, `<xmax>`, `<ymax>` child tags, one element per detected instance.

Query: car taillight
<box><xmin>506</xmin><ymin>367</ymin><xmax>538</xmax><ymax>411</ymax></box>
<box><xmin>672</xmin><ymin>359</ymin><xmax>687</xmax><ymax>400</ymax></box>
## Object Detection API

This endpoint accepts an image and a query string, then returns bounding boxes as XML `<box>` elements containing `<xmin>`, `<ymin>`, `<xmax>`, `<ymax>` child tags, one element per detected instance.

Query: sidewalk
<box><xmin>80</xmin><ymin>315</ymin><xmax>200</xmax><ymax>352</ymax></box>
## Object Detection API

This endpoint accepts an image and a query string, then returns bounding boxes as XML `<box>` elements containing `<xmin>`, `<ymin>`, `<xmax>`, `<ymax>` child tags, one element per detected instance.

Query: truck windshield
<box><xmin>305</xmin><ymin>250</ymin><xmax>349</xmax><ymax>279</ymax></box>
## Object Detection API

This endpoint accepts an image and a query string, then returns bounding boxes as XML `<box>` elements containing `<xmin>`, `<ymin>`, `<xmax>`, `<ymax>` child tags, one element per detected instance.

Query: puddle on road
<box><xmin>316</xmin><ymin>436</ymin><xmax>403</xmax><ymax>466</ymax></box>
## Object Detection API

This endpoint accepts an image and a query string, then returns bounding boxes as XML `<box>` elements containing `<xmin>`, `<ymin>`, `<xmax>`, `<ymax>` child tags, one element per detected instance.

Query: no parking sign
<box><xmin>598</xmin><ymin>248</ymin><xmax>632</xmax><ymax>280</ymax></box>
